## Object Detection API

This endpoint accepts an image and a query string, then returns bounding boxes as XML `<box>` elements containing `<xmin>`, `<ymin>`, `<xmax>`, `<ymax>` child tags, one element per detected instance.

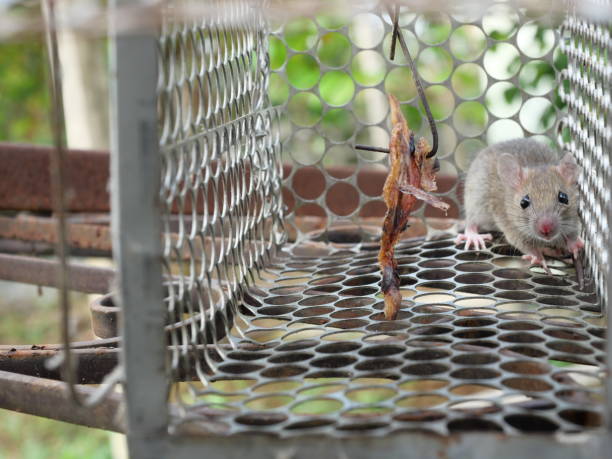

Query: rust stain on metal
<box><xmin>0</xmin><ymin>253</ymin><xmax>114</xmax><ymax>293</ymax></box>
<box><xmin>0</xmin><ymin>215</ymin><xmax>111</xmax><ymax>251</ymax></box>
<box><xmin>0</xmin><ymin>338</ymin><xmax>120</xmax><ymax>352</ymax></box>
<box><xmin>0</xmin><ymin>348</ymin><xmax>119</xmax><ymax>384</ymax></box>
<box><xmin>0</xmin><ymin>141</ymin><xmax>457</xmax><ymax>219</ymax></box>
<box><xmin>0</xmin><ymin>142</ymin><xmax>110</xmax><ymax>212</ymax></box>
<box><xmin>0</xmin><ymin>369</ymin><xmax>123</xmax><ymax>432</ymax></box>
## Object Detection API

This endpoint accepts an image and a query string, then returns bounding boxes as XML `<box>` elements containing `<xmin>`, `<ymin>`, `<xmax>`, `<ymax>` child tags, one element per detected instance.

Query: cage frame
<box><xmin>106</xmin><ymin>2</ymin><xmax>612</xmax><ymax>458</ymax></box>
<box><xmin>0</xmin><ymin>0</ymin><xmax>608</xmax><ymax>457</ymax></box>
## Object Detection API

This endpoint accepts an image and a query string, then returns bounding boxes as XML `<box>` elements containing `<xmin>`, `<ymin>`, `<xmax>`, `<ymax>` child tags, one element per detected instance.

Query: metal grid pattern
<box><xmin>157</xmin><ymin>0</ymin><xmax>285</xmax><ymax>382</ymax></box>
<box><xmin>271</xmin><ymin>1</ymin><xmax>566</xmax><ymax>242</ymax></box>
<box><xmin>172</xmin><ymin>235</ymin><xmax>605</xmax><ymax>436</ymax></box>
<box><xmin>558</xmin><ymin>4</ymin><xmax>611</xmax><ymax>305</ymax></box>
<box><xmin>151</xmin><ymin>0</ymin><xmax>608</xmax><ymax>442</ymax></box>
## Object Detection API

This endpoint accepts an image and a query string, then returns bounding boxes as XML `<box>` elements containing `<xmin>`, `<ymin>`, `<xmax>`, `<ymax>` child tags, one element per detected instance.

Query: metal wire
<box><xmin>41</xmin><ymin>0</ymin><xmax>82</xmax><ymax>406</ymax></box>
<box><xmin>386</xmin><ymin>3</ymin><xmax>438</xmax><ymax>158</ymax></box>
<box><xmin>276</xmin><ymin>1</ymin><xmax>567</xmax><ymax>244</ymax></box>
<box><xmin>172</xmin><ymin>235</ymin><xmax>605</xmax><ymax>436</ymax></box>
<box><xmin>558</xmin><ymin>5</ymin><xmax>611</xmax><ymax>307</ymax></box>
<box><xmin>157</xmin><ymin>0</ymin><xmax>284</xmax><ymax>393</ymax></box>
<box><xmin>41</xmin><ymin>0</ymin><xmax>127</xmax><ymax>409</ymax></box>
<box><xmin>150</xmin><ymin>0</ymin><xmax>608</xmax><ymax>440</ymax></box>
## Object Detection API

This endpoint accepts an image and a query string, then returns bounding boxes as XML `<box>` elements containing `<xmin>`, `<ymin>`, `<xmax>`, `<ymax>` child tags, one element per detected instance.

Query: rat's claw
<box><xmin>522</xmin><ymin>252</ymin><xmax>552</xmax><ymax>275</ymax></box>
<box><xmin>455</xmin><ymin>231</ymin><xmax>492</xmax><ymax>251</ymax></box>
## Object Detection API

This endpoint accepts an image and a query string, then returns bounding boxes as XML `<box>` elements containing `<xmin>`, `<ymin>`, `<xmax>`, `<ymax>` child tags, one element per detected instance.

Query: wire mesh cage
<box><xmin>0</xmin><ymin>0</ymin><xmax>610</xmax><ymax>457</ymax></box>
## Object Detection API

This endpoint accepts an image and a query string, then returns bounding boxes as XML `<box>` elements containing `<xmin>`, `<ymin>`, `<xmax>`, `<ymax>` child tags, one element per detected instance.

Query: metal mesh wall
<box><xmin>272</xmin><ymin>1</ymin><xmax>566</xmax><ymax>242</ymax></box>
<box><xmin>157</xmin><ymin>0</ymin><xmax>285</xmax><ymax>384</ymax></box>
<box><xmin>558</xmin><ymin>3</ymin><xmax>611</xmax><ymax>305</ymax></box>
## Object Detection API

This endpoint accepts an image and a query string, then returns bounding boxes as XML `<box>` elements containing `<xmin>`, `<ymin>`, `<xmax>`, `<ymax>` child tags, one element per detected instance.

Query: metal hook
<box><xmin>389</xmin><ymin>3</ymin><xmax>400</xmax><ymax>61</ymax></box>
<box><xmin>386</xmin><ymin>3</ymin><xmax>438</xmax><ymax>158</ymax></box>
<box><xmin>356</xmin><ymin>4</ymin><xmax>439</xmax><ymax>159</ymax></box>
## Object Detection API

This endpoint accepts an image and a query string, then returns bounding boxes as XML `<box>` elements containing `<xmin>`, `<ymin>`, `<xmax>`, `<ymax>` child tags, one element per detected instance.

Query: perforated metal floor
<box><xmin>174</xmin><ymin>234</ymin><xmax>606</xmax><ymax>436</ymax></box>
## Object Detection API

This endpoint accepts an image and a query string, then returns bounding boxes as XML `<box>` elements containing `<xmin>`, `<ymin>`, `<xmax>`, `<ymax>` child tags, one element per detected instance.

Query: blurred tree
<box><xmin>0</xmin><ymin>40</ymin><xmax>51</xmax><ymax>144</ymax></box>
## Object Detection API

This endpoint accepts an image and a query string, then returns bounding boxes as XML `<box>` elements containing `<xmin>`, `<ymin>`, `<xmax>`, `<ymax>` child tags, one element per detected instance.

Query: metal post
<box><xmin>109</xmin><ymin>1</ymin><xmax>168</xmax><ymax>456</ymax></box>
<box><xmin>608</xmin><ymin>176</ymin><xmax>612</xmax><ymax>435</ymax></box>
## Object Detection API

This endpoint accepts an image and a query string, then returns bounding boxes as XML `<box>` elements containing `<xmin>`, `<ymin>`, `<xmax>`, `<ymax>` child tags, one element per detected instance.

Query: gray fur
<box><xmin>463</xmin><ymin>138</ymin><xmax>580</xmax><ymax>255</ymax></box>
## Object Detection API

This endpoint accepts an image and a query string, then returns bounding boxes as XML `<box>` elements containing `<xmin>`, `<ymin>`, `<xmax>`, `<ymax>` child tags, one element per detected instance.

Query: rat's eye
<box><xmin>520</xmin><ymin>195</ymin><xmax>531</xmax><ymax>209</ymax></box>
<box><xmin>558</xmin><ymin>191</ymin><xmax>569</xmax><ymax>205</ymax></box>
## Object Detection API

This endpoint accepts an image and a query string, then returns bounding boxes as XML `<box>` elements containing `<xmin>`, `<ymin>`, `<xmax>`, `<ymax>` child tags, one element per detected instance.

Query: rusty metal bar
<box><xmin>0</xmin><ymin>253</ymin><xmax>114</xmax><ymax>293</ymax></box>
<box><xmin>0</xmin><ymin>238</ymin><xmax>55</xmax><ymax>255</ymax></box>
<box><xmin>0</xmin><ymin>143</ymin><xmax>110</xmax><ymax>212</ymax></box>
<box><xmin>0</xmin><ymin>338</ymin><xmax>120</xmax><ymax>352</ymax></box>
<box><xmin>0</xmin><ymin>369</ymin><xmax>123</xmax><ymax>432</ymax></box>
<box><xmin>0</xmin><ymin>145</ymin><xmax>455</xmax><ymax>219</ymax></box>
<box><xmin>0</xmin><ymin>215</ymin><xmax>112</xmax><ymax>251</ymax></box>
<box><xmin>0</xmin><ymin>343</ymin><xmax>270</xmax><ymax>384</ymax></box>
<box><xmin>0</xmin><ymin>211</ymin><xmax>455</xmax><ymax>257</ymax></box>
<box><xmin>0</xmin><ymin>347</ymin><xmax>119</xmax><ymax>384</ymax></box>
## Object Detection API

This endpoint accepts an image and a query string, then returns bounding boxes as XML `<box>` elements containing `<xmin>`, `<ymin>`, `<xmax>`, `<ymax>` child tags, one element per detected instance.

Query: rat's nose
<box><xmin>537</xmin><ymin>217</ymin><xmax>557</xmax><ymax>238</ymax></box>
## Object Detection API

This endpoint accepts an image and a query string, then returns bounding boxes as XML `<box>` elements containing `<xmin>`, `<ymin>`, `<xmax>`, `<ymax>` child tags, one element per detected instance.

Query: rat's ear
<box><xmin>557</xmin><ymin>153</ymin><xmax>580</xmax><ymax>185</ymax></box>
<box><xmin>497</xmin><ymin>153</ymin><xmax>524</xmax><ymax>190</ymax></box>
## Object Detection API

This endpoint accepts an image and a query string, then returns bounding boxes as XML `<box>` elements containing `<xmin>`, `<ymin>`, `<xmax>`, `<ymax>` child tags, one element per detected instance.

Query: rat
<box><xmin>455</xmin><ymin>138</ymin><xmax>584</xmax><ymax>273</ymax></box>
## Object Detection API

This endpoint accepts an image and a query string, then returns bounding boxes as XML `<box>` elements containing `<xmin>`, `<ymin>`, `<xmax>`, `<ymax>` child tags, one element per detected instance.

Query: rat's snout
<box><xmin>536</xmin><ymin>216</ymin><xmax>558</xmax><ymax>239</ymax></box>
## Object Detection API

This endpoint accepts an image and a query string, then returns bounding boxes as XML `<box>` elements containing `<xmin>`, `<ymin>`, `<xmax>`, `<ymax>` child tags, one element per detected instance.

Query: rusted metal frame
<box><xmin>0</xmin><ymin>209</ymin><xmax>454</xmax><ymax>258</ymax></box>
<box><xmin>1</xmin><ymin>164</ymin><xmax>451</xmax><ymax>224</ymax></box>
<box><xmin>0</xmin><ymin>214</ymin><xmax>112</xmax><ymax>252</ymax></box>
<box><xmin>0</xmin><ymin>253</ymin><xmax>114</xmax><ymax>293</ymax></box>
<box><xmin>1</xmin><ymin>156</ymin><xmax>438</xmax><ymax>217</ymax></box>
<box><xmin>0</xmin><ymin>143</ymin><xmax>110</xmax><ymax>213</ymax></box>
<box><xmin>0</xmin><ymin>369</ymin><xmax>124</xmax><ymax>432</ymax></box>
<box><xmin>0</xmin><ymin>347</ymin><xmax>120</xmax><ymax>384</ymax></box>
<box><xmin>0</xmin><ymin>337</ymin><xmax>120</xmax><ymax>351</ymax></box>
<box><xmin>0</xmin><ymin>238</ymin><xmax>56</xmax><ymax>255</ymax></box>
<box><xmin>0</xmin><ymin>342</ymin><xmax>267</xmax><ymax>383</ymax></box>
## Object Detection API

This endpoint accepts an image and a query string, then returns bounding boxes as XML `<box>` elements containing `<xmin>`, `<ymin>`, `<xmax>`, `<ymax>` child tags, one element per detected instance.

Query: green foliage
<box><xmin>0</xmin><ymin>284</ymin><xmax>113</xmax><ymax>458</ymax></box>
<box><xmin>268</xmin><ymin>36</ymin><xmax>286</xmax><ymax>70</ymax></box>
<box><xmin>270</xmin><ymin>20</ymin><xmax>563</xmax><ymax>147</ymax></box>
<box><xmin>0</xmin><ymin>40</ymin><xmax>51</xmax><ymax>144</ymax></box>
<box><xmin>504</xmin><ymin>86</ymin><xmax>520</xmax><ymax>104</ymax></box>
<box><xmin>284</xmin><ymin>18</ymin><xmax>318</xmax><ymax>51</ymax></box>
<box><xmin>0</xmin><ymin>411</ymin><xmax>113</xmax><ymax>459</ymax></box>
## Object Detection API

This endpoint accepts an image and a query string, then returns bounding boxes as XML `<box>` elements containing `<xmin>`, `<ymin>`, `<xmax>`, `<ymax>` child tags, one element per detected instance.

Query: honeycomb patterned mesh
<box><xmin>158</xmin><ymin>0</ymin><xmax>285</xmax><ymax>379</ymax></box>
<box><xmin>558</xmin><ymin>8</ymin><xmax>611</xmax><ymax>305</ymax></box>
<box><xmin>274</xmin><ymin>2</ymin><xmax>566</xmax><ymax>242</ymax></box>
<box><xmin>155</xmin><ymin>0</ymin><xmax>609</xmax><ymax>438</ymax></box>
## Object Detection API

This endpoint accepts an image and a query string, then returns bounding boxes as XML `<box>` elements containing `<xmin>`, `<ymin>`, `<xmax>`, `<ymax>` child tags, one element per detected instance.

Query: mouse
<box><xmin>455</xmin><ymin>138</ymin><xmax>584</xmax><ymax>273</ymax></box>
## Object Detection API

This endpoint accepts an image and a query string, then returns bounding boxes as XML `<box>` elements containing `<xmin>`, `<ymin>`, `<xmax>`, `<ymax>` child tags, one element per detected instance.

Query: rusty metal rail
<box><xmin>0</xmin><ymin>143</ymin><xmax>110</xmax><ymax>213</ymax></box>
<box><xmin>0</xmin><ymin>369</ymin><xmax>123</xmax><ymax>432</ymax></box>
<box><xmin>0</xmin><ymin>340</ymin><xmax>270</xmax><ymax>383</ymax></box>
<box><xmin>0</xmin><ymin>253</ymin><xmax>114</xmax><ymax>293</ymax></box>
<box><xmin>0</xmin><ymin>142</ymin><xmax>455</xmax><ymax>218</ymax></box>
<box><xmin>0</xmin><ymin>215</ymin><xmax>112</xmax><ymax>252</ymax></box>
<box><xmin>0</xmin><ymin>347</ymin><xmax>119</xmax><ymax>384</ymax></box>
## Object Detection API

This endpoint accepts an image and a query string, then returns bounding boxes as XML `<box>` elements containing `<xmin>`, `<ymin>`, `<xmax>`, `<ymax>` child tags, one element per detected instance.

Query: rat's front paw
<box><xmin>522</xmin><ymin>251</ymin><xmax>551</xmax><ymax>274</ymax></box>
<box><xmin>566</xmin><ymin>237</ymin><xmax>584</xmax><ymax>258</ymax></box>
<box><xmin>455</xmin><ymin>231</ymin><xmax>492</xmax><ymax>251</ymax></box>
